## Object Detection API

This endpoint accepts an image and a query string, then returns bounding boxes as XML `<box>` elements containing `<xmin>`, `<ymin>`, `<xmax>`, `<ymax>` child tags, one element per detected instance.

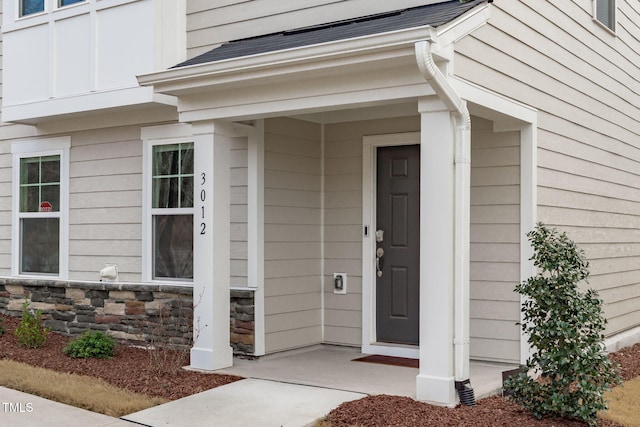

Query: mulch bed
<box><xmin>0</xmin><ymin>314</ymin><xmax>241</xmax><ymax>400</ymax></box>
<box><xmin>1</xmin><ymin>312</ymin><xmax>640</xmax><ymax>426</ymax></box>
<box><xmin>324</xmin><ymin>343</ymin><xmax>640</xmax><ymax>427</ymax></box>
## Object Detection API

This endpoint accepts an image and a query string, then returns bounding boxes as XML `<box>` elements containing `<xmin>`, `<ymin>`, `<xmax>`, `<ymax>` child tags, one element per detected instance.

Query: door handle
<box><xmin>376</xmin><ymin>247</ymin><xmax>384</xmax><ymax>277</ymax></box>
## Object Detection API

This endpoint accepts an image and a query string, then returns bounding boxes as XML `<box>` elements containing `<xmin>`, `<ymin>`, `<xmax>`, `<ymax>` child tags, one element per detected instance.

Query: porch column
<box><xmin>247</xmin><ymin>119</ymin><xmax>266</xmax><ymax>356</ymax></box>
<box><xmin>416</xmin><ymin>97</ymin><xmax>456</xmax><ymax>405</ymax></box>
<box><xmin>190</xmin><ymin>120</ymin><xmax>234</xmax><ymax>371</ymax></box>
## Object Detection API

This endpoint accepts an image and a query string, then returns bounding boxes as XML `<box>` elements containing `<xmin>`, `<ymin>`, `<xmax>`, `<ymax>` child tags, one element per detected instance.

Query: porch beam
<box><xmin>190</xmin><ymin>120</ymin><xmax>234</xmax><ymax>371</ymax></box>
<box><xmin>416</xmin><ymin>98</ymin><xmax>457</xmax><ymax>405</ymax></box>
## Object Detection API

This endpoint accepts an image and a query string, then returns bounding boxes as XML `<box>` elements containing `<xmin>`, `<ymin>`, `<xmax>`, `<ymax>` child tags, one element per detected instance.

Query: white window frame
<box><xmin>142</xmin><ymin>124</ymin><xmax>194</xmax><ymax>284</ymax></box>
<box><xmin>593</xmin><ymin>0</ymin><xmax>616</xmax><ymax>32</ymax></box>
<box><xmin>11</xmin><ymin>137</ymin><xmax>70</xmax><ymax>279</ymax></box>
<box><xmin>15</xmin><ymin>0</ymin><xmax>87</xmax><ymax>20</ymax></box>
<box><xmin>18</xmin><ymin>0</ymin><xmax>45</xmax><ymax>17</ymax></box>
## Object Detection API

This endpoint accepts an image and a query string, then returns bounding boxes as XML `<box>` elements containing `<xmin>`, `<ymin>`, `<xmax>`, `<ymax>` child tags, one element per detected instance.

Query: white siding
<box><xmin>469</xmin><ymin>117</ymin><xmax>521</xmax><ymax>363</ymax></box>
<box><xmin>456</xmin><ymin>0</ymin><xmax>640</xmax><ymax>337</ymax></box>
<box><xmin>323</xmin><ymin>116</ymin><xmax>420</xmax><ymax>346</ymax></box>
<box><xmin>263</xmin><ymin>117</ymin><xmax>322</xmax><ymax>353</ymax></box>
<box><xmin>68</xmin><ymin>126</ymin><xmax>142</xmax><ymax>282</ymax></box>
<box><xmin>0</xmin><ymin>139</ymin><xmax>10</xmax><ymax>276</ymax></box>
<box><xmin>230</xmin><ymin>137</ymin><xmax>248</xmax><ymax>286</ymax></box>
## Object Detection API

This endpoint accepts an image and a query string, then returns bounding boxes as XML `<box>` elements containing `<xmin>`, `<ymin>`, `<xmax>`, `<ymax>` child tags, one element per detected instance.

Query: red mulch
<box><xmin>324</xmin><ymin>343</ymin><xmax>640</xmax><ymax>427</ymax></box>
<box><xmin>0</xmin><ymin>314</ymin><xmax>241</xmax><ymax>400</ymax></box>
<box><xmin>2</xmin><ymin>313</ymin><xmax>640</xmax><ymax>426</ymax></box>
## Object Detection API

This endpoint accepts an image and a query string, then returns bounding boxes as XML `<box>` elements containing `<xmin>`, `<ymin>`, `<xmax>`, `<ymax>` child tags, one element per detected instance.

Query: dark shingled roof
<box><xmin>174</xmin><ymin>0</ymin><xmax>488</xmax><ymax>68</ymax></box>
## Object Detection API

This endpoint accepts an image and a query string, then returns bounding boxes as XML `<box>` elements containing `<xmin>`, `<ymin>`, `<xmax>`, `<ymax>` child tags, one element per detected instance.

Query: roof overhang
<box><xmin>137</xmin><ymin>2</ymin><xmax>491</xmax><ymax>122</ymax></box>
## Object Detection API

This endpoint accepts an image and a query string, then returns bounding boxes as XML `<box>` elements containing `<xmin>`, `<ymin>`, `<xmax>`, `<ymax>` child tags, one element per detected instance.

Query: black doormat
<box><xmin>352</xmin><ymin>354</ymin><xmax>419</xmax><ymax>368</ymax></box>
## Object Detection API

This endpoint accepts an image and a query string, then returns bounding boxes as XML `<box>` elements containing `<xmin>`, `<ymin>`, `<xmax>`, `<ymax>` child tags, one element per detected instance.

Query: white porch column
<box><xmin>190</xmin><ymin>120</ymin><xmax>234</xmax><ymax>371</ymax></box>
<box><xmin>416</xmin><ymin>97</ymin><xmax>457</xmax><ymax>405</ymax></box>
<box><xmin>247</xmin><ymin>120</ymin><xmax>266</xmax><ymax>356</ymax></box>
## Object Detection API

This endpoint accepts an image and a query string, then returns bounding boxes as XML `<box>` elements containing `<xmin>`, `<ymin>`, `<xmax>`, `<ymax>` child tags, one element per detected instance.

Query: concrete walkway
<box><xmin>0</xmin><ymin>346</ymin><xmax>513</xmax><ymax>426</ymax></box>
<box><xmin>124</xmin><ymin>379</ymin><xmax>365</xmax><ymax>427</ymax></box>
<box><xmin>0</xmin><ymin>380</ymin><xmax>364</xmax><ymax>427</ymax></box>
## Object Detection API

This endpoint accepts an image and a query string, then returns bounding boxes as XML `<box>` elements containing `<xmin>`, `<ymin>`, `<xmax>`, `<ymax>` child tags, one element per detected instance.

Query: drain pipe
<box><xmin>415</xmin><ymin>37</ymin><xmax>475</xmax><ymax>406</ymax></box>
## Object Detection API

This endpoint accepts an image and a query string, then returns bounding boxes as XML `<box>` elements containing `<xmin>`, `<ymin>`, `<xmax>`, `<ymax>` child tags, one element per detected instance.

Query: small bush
<box><xmin>14</xmin><ymin>299</ymin><xmax>49</xmax><ymax>349</ymax></box>
<box><xmin>504</xmin><ymin>223</ymin><xmax>621</xmax><ymax>425</ymax></box>
<box><xmin>64</xmin><ymin>331</ymin><xmax>116</xmax><ymax>359</ymax></box>
<box><xmin>0</xmin><ymin>317</ymin><xmax>5</xmax><ymax>337</ymax></box>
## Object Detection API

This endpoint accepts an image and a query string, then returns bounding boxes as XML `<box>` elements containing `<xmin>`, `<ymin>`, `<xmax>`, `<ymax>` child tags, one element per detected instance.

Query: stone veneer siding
<box><xmin>0</xmin><ymin>279</ymin><xmax>255</xmax><ymax>355</ymax></box>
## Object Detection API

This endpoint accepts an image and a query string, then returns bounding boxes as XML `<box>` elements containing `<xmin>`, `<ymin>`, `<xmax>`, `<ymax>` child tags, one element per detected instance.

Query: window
<box><xmin>151</xmin><ymin>142</ymin><xmax>194</xmax><ymax>280</ymax></box>
<box><xmin>12</xmin><ymin>137</ymin><xmax>69</xmax><ymax>277</ymax></box>
<box><xmin>12</xmin><ymin>136</ymin><xmax>70</xmax><ymax>277</ymax></box>
<box><xmin>59</xmin><ymin>0</ymin><xmax>84</xmax><ymax>6</ymax></box>
<box><xmin>595</xmin><ymin>0</ymin><xmax>615</xmax><ymax>31</ymax></box>
<box><xmin>19</xmin><ymin>155</ymin><xmax>60</xmax><ymax>274</ymax></box>
<box><xmin>20</xmin><ymin>0</ymin><xmax>44</xmax><ymax>16</ymax></box>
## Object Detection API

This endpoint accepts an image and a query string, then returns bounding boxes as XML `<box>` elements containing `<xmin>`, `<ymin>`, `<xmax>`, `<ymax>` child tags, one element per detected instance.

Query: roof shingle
<box><xmin>173</xmin><ymin>0</ymin><xmax>487</xmax><ymax>68</ymax></box>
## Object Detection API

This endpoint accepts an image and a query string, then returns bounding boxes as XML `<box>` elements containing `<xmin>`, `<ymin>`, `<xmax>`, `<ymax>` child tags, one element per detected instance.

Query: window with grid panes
<box><xmin>151</xmin><ymin>142</ymin><xmax>194</xmax><ymax>280</ymax></box>
<box><xmin>18</xmin><ymin>155</ymin><xmax>61</xmax><ymax>274</ymax></box>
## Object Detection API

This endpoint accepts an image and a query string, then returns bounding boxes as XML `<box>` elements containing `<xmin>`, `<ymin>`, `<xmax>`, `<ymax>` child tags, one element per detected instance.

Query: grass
<box><xmin>0</xmin><ymin>360</ymin><xmax>168</xmax><ymax>417</ymax></box>
<box><xmin>600</xmin><ymin>376</ymin><xmax>640</xmax><ymax>427</ymax></box>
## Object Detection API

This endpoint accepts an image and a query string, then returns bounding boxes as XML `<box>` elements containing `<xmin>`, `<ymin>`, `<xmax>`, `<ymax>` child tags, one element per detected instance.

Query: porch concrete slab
<box><xmin>123</xmin><ymin>378</ymin><xmax>365</xmax><ymax>427</ymax></box>
<box><xmin>216</xmin><ymin>346</ymin><xmax>516</xmax><ymax>400</ymax></box>
<box><xmin>218</xmin><ymin>345</ymin><xmax>418</xmax><ymax>397</ymax></box>
<box><xmin>0</xmin><ymin>386</ymin><xmax>138</xmax><ymax>427</ymax></box>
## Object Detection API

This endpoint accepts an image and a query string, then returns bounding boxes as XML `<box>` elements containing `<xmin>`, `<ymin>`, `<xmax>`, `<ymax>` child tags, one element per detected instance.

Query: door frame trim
<box><xmin>362</xmin><ymin>132</ymin><xmax>420</xmax><ymax>359</ymax></box>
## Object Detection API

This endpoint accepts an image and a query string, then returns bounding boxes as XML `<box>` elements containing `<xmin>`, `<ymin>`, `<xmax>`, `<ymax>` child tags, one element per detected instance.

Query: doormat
<box><xmin>352</xmin><ymin>355</ymin><xmax>419</xmax><ymax>368</ymax></box>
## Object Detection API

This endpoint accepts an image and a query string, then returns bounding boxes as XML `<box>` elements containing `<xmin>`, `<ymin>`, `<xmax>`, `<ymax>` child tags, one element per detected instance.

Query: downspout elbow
<box><xmin>415</xmin><ymin>40</ymin><xmax>471</xmax><ymax>131</ymax></box>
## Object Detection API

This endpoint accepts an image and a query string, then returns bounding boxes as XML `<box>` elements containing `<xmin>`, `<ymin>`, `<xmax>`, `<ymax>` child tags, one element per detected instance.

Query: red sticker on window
<box><xmin>40</xmin><ymin>201</ymin><xmax>52</xmax><ymax>212</ymax></box>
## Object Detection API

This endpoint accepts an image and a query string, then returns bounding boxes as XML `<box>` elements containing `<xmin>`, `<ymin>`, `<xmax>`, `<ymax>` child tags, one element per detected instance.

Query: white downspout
<box><xmin>415</xmin><ymin>38</ymin><xmax>472</xmax><ymax>388</ymax></box>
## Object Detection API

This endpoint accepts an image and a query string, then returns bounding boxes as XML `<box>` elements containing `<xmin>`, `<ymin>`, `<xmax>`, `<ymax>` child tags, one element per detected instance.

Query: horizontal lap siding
<box><xmin>457</xmin><ymin>0</ymin><xmax>640</xmax><ymax>337</ymax></box>
<box><xmin>323</xmin><ymin>116</ymin><xmax>419</xmax><ymax>346</ymax></box>
<box><xmin>469</xmin><ymin>117</ymin><xmax>521</xmax><ymax>363</ymax></box>
<box><xmin>186</xmin><ymin>0</ymin><xmax>444</xmax><ymax>56</ymax></box>
<box><xmin>0</xmin><ymin>125</ymin><xmax>11</xmax><ymax>274</ymax></box>
<box><xmin>230</xmin><ymin>137</ymin><xmax>248</xmax><ymax>286</ymax></box>
<box><xmin>264</xmin><ymin>117</ymin><xmax>322</xmax><ymax>353</ymax></box>
<box><xmin>69</xmin><ymin>126</ymin><xmax>142</xmax><ymax>282</ymax></box>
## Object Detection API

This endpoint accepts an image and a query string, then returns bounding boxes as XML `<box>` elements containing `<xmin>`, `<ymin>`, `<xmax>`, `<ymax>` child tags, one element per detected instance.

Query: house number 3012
<box><xmin>200</xmin><ymin>172</ymin><xmax>206</xmax><ymax>235</ymax></box>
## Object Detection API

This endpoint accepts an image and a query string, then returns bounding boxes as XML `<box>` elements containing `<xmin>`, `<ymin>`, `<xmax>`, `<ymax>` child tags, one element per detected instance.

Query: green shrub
<box><xmin>504</xmin><ymin>223</ymin><xmax>621</xmax><ymax>425</ymax></box>
<box><xmin>14</xmin><ymin>299</ymin><xmax>49</xmax><ymax>348</ymax></box>
<box><xmin>0</xmin><ymin>317</ymin><xmax>5</xmax><ymax>337</ymax></box>
<box><xmin>64</xmin><ymin>330</ymin><xmax>116</xmax><ymax>359</ymax></box>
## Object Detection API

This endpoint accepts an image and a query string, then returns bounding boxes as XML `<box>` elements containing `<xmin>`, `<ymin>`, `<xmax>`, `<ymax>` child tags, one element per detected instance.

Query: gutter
<box><xmin>415</xmin><ymin>38</ymin><xmax>474</xmax><ymax>406</ymax></box>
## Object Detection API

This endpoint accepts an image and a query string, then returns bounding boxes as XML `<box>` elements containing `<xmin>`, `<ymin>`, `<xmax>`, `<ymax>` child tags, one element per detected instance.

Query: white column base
<box><xmin>190</xmin><ymin>346</ymin><xmax>233</xmax><ymax>371</ymax></box>
<box><xmin>416</xmin><ymin>374</ymin><xmax>457</xmax><ymax>407</ymax></box>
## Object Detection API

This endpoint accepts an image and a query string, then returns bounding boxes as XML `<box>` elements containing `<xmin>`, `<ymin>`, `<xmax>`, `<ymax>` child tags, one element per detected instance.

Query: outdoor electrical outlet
<box><xmin>333</xmin><ymin>273</ymin><xmax>347</xmax><ymax>294</ymax></box>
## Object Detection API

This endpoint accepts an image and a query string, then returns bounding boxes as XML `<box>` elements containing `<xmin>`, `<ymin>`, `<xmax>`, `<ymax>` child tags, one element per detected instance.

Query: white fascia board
<box><xmin>434</xmin><ymin>3</ymin><xmax>491</xmax><ymax>50</ymax></box>
<box><xmin>138</xmin><ymin>26</ymin><xmax>435</xmax><ymax>95</ymax></box>
<box><xmin>2</xmin><ymin>86</ymin><xmax>176</xmax><ymax>124</ymax></box>
<box><xmin>178</xmin><ymin>84</ymin><xmax>435</xmax><ymax>123</ymax></box>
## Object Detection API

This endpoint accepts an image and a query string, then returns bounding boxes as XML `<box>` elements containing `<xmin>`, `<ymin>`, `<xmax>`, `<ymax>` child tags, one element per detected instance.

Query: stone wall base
<box><xmin>0</xmin><ymin>279</ymin><xmax>255</xmax><ymax>355</ymax></box>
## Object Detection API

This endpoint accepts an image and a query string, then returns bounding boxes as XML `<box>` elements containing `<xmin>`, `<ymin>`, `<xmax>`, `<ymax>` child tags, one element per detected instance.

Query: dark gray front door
<box><xmin>376</xmin><ymin>145</ymin><xmax>420</xmax><ymax>345</ymax></box>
